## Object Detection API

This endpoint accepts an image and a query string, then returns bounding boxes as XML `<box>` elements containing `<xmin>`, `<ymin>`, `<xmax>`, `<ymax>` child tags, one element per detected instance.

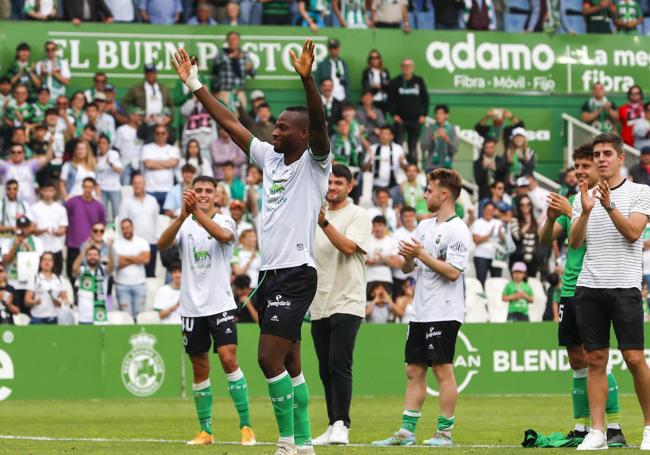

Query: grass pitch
<box><xmin>0</xmin><ymin>395</ymin><xmax>643</xmax><ymax>454</ymax></box>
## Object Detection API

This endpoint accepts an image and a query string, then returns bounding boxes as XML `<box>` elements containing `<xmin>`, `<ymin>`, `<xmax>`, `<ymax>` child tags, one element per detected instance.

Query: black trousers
<box><xmin>393</xmin><ymin>120</ymin><xmax>421</xmax><ymax>163</ymax></box>
<box><xmin>66</xmin><ymin>247</ymin><xmax>80</xmax><ymax>282</ymax></box>
<box><xmin>311</xmin><ymin>313</ymin><xmax>362</xmax><ymax>428</ymax></box>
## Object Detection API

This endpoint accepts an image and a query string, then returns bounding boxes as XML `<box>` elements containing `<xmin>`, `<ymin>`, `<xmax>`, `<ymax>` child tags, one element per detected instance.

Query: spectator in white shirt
<box><xmin>141</xmin><ymin>125</ymin><xmax>180</xmax><ymax>210</ymax></box>
<box><xmin>24</xmin><ymin>252</ymin><xmax>69</xmax><ymax>324</ymax></box>
<box><xmin>117</xmin><ymin>173</ymin><xmax>160</xmax><ymax>278</ymax></box>
<box><xmin>365</xmin><ymin>215</ymin><xmax>401</xmax><ymax>294</ymax></box>
<box><xmin>81</xmin><ymin>99</ymin><xmax>115</xmax><ymax>142</ymax></box>
<box><xmin>526</xmin><ymin>173</ymin><xmax>549</xmax><ymax>223</ymax></box>
<box><xmin>364</xmin><ymin>125</ymin><xmax>408</xmax><ymax>191</ymax></box>
<box><xmin>231</xmin><ymin>228</ymin><xmax>261</xmax><ymax>287</ymax></box>
<box><xmin>391</xmin><ymin>206</ymin><xmax>417</xmax><ymax>296</ymax></box>
<box><xmin>471</xmin><ymin>201</ymin><xmax>505</xmax><ymax>287</ymax></box>
<box><xmin>32</xmin><ymin>181</ymin><xmax>68</xmax><ymax>274</ymax></box>
<box><xmin>633</xmin><ymin>102</ymin><xmax>650</xmax><ymax>151</ymax></box>
<box><xmin>153</xmin><ymin>262</ymin><xmax>182</xmax><ymax>324</ymax></box>
<box><xmin>59</xmin><ymin>140</ymin><xmax>97</xmax><ymax>201</ymax></box>
<box><xmin>164</xmin><ymin>163</ymin><xmax>196</xmax><ymax>219</ymax></box>
<box><xmin>366</xmin><ymin>187</ymin><xmax>398</xmax><ymax>232</ymax></box>
<box><xmin>113</xmin><ymin>218</ymin><xmax>150</xmax><ymax>319</ymax></box>
<box><xmin>0</xmin><ymin>179</ymin><xmax>32</xmax><ymax>236</ymax></box>
<box><xmin>113</xmin><ymin>108</ymin><xmax>144</xmax><ymax>185</ymax></box>
<box><xmin>365</xmin><ymin>282</ymin><xmax>398</xmax><ymax>323</ymax></box>
<box><xmin>176</xmin><ymin>138</ymin><xmax>212</xmax><ymax>181</ymax></box>
<box><xmin>96</xmin><ymin>134</ymin><xmax>124</xmax><ymax>222</ymax></box>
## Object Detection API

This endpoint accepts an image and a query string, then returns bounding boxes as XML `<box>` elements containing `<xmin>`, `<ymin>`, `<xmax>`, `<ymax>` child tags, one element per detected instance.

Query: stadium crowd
<box><xmin>1</xmin><ymin>0</ymin><xmax>650</xmax><ymax>34</ymax></box>
<box><xmin>1</xmin><ymin>1</ymin><xmax>650</xmax><ymax>327</ymax></box>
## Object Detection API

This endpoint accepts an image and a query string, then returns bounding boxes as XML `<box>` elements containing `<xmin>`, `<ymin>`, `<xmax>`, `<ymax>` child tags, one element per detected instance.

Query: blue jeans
<box><xmin>101</xmin><ymin>190</ymin><xmax>122</xmax><ymax>222</ymax></box>
<box><xmin>30</xmin><ymin>316</ymin><xmax>57</xmax><ymax>324</ymax></box>
<box><xmin>121</xmin><ymin>164</ymin><xmax>138</xmax><ymax>186</ymax></box>
<box><xmin>148</xmin><ymin>191</ymin><xmax>167</xmax><ymax>214</ymax></box>
<box><xmin>115</xmin><ymin>283</ymin><xmax>147</xmax><ymax>319</ymax></box>
<box><xmin>473</xmin><ymin>257</ymin><xmax>502</xmax><ymax>288</ymax></box>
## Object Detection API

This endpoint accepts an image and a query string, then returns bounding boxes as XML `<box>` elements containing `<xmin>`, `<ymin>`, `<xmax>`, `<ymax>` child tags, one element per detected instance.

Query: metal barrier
<box><xmin>562</xmin><ymin>113</ymin><xmax>641</xmax><ymax>171</ymax></box>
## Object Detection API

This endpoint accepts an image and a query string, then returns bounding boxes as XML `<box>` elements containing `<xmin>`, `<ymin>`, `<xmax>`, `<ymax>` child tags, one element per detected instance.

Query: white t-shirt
<box><xmin>366</xmin><ymin>234</ymin><xmax>399</xmax><ymax>283</ymax></box>
<box><xmin>573</xmin><ymin>179</ymin><xmax>650</xmax><ymax>290</ymax></box>
<box><xmin>141</xmin><ymin>143</ymin><xmax>180</xmax><ymax>192</ymax></box>
<box><xmin>114</xmin><ymin>124</ymin><xmax>143</xmax><ymax>167</ymax></box>
<box><xmin>528</xmin><ymin>186</ymin><xmax>550</xmax><ymax>222</ymax></box>
<box><xmin>366</xmin><ymin>142</ymin><xmax>405</xmax><ymax>188</ymax></box>
<box><xmin>176</xmin><ymin>157</ymin><xmax>213</xmax><ymax>181</ymax></box>
<box><xmin>176</xmin><ymin>212</ymin><xmax>237</xmax><ymax>317</ymax></box>
<box><xmin>312</xmin><ymin>203</ymin><xmax>371</xmax><ymax>320</ymax></box>
<box><xmin>117</xmin><ymin>195</ymin><xmax>160</xmax><ymax>244</ymax></box>
<box><xmin>231</xmin><ymin>248</ymin><xmax>261</xmax><ymax>287</ymax></box>
<box><xmin>393</xmin><ymin>226</ymin><xmax>417</xmax><ymax>280</ymax></box>
<box><xmin>643</xmin><ymin>224</ymin><xmax>650</xmax><ymax>274</ymax></box>
<box><xmin>367</xmin><ymin>206</ymin><xmax>398</xmax><ymax>233</ymax></box>
<box><xmin>471</xmin><ymin>217</ymin><xmax>503</xmax><ymax>260</ymax></box>
<box><xmin>0</xmin><ymin>198</ymin><xmax>32</xmax><ymax>228</ymax></box>
<box><xmin>26</xmin><ymin>273</ymin><xmax>66</xmax><ymax>319</ymax></box>
<box><xmin>60</xmin><ymin>163</ymin><xmax>96</xmax><ymax>198</ymax></box>
<box><xmin>153</xmin><ymin>284</ymin><xmax>181</xmax><ymax>324</ymax></box>
<box><xmin>96</xmin><ymin>150</ymin><xmax>124</xmax><ymax>192</ymax></box>
<box><xmin>1</xmin><ymin>236</ymin><xmax>44</xmax><ymax>290</ymax></box>
<box><xmin>411</xmin><ymin>216</ymin><xmax>472</xmax><ymax>323</ymax></box>
<box><xmin>75</xmin><ymin>265</ymin><xmax>109</xmax><ymax>324</ymax></box>
<box><xmin>249</xmin><ymin>138</ymin><xmax>331</xmax><ymax>270</ymax></box>
<box><xmin>113</xmin><ymin>235</ymin><xmax>149</xmax><ymax>285</ymax></box>
<box><xmin>31</xmin><ymin>200</ymin><xmax>68</xmax><ymax>253</ymax></box>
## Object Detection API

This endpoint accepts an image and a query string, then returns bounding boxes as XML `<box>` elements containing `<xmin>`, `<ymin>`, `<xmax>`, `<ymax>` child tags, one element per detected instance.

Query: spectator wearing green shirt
<box><xmin>502</xmin><ymin>261</ymin><xmax>534</xmax><ymax>322</ymax></box>
<box><xmin>581</xmin><ymin>82</ymin><xmax>618</xmax><ymax>133</ymax></box>
<box><xmin>614</xmin><ymin>0</ymin><xmax>642</xmax><ymax>34</ymax></box>
<box><xmin>583</xmin><ymin>0</ymin><xmax>615</xmax><ymax>33</ymax></box>
<box><xmin>222</xmin><ymin>161</ymin><xmax>245</xmax><ymax>201</ymax></box>
<box><xmin>4</xmin><ymin>84</ymin><xmax>35</xmax><ymax>130</ymax></box>
<box><xmin>6</xmin><ymin>43</ymin><xmax>40</xmax><ymax>98</ymax></box>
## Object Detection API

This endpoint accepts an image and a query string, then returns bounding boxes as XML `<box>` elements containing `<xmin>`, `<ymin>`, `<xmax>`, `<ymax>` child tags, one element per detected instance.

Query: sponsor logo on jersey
<box><xmin>121</xmin><ymin>329</ymin><xmax>165</xmax><ymax>397</ymax></box>
<box><xmin>268</xmin><ymin>295</ymin><xmax>291</xmax><ymax>308</ymax></box>
<box><xmin>216</xmin><ymin>312</ymin><xmax>234</xmax><ymax>325</ymax></box>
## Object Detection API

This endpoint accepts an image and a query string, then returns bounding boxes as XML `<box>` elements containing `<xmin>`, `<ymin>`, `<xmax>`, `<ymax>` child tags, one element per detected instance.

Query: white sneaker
<box><xmin>641</xmin><ymin>425</ymin><xmax>650</xmax><ymax>450</ymax></box>
<box><xmin>577</xmin><ymin>429</ymin><xmax>608</xmax><ymax>451</ymax></box>
<box><xmin>274</xmin><ymin>440</ymin><xmax>298</xmax><ymax>455</ymax></box>
<box><xmin>296</xmin><ymin>445</ymin><xmax>316</xmax><ymax>455</ymax></box>
<box><xmin>312</xmin><ymin>426</ymin><xmax>332</xmax><ymax>446</ymax></box>
<box><xmin>328</xmin><ymin>420</ymin><xmax>349</xmax><ymax>445</ymax></box>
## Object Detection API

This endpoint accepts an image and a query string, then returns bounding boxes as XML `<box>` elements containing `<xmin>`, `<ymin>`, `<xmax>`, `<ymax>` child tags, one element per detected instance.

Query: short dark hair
<box><xmin>342</xmin><ymin>103</ymin><xmax>355</xmax><ymax>111</ymax></box>
<box><xmin>82</xmin><ymin>177</ymin><xmax>97</xmax><ymax>186</ymax></box>
<box><xmin>40</xmin><ymin>180</ymin><xmax>56</xmax><ymax>189</ymax></box>
<box><xmin>380</xmin><ymin>125</ymin><xmax>393</xmax><ymax>133</ymax></box>
<box><xmin>331</xmin><ymin>164</ymin><xmax>352</xmax><ymax>182</ymax></box>
<box><xmin>400</xmin><ymin>206</ymin><xmax>416</xmax><ymax>217</ymax></box>
<box><xmin>483</xmin><ymin>138</ymin><xmax>497</xmax><ymax>147</ymax></box>
<box><xmin>130</xmin><ymin>171</ymin><xmax>143</xmax><ymax>184</ymax></box>
<box><xmin>168</xmin><ymin>262</ymin><xmax>182</xmax><ymax>273</ymax></box>
<box><xmin>5</xmin><ymin>179</ymin><xmax>18</xmax><ymax>188</ymax></box>
<box><xmin>572</xmin><ymin>143</ymin><xmax>594</xmax><ymax>162</ymax></box>
<box><xmin>628</xmin><ymin>84</ymin><xmax>643</xmax><ymax>100</ymax></box>
<box><xmin>234</xmin><ymin>274</ymin><xmax>251</xmax><ymax>289</ymax></box>
<box><xmin>0</xmin><ymin>75</ymin><xmax>10</xmax><ymax>84</ymax></box>
<box><xmin>98</xmin><ymin>133</ymin><xmax>110</xmax><ymax>143</ymax></box>
<box><xmin>375</xmin><ymin>187</ymin><xmax>390</xmax><ymax>197</ymax></box>
<box><xmin>319</xmin><ymin>77</ymin><xmax>333</xmax><ymax>84</ymax></box>
<box><xmin>257</xmin><ymin>103</ymin><xmax>271</xmax><ymax>110</ymax></box>
<box><xmin>181</xmin><ymin>163</ymin><xmax>197</xmax><ymax>174</ymax></box>
<box><xmin>86</xmin><ymin>102</ymin><xmax>98</xmax><ymax>110</ymax></box>
<box><xmin>120</xmin><ymin>218</ymin><xmax>133</xmax><ymax>227</ymax></box>
<box><xmin>593</xmin><ymin>132</ymin><xmax>624</xmax><ymax>155</ymax></box>
<box><xmin>372</xmin><ymin>215</ymin><xmax>387</xmax><ymax>225</ymax></box>
<box><xmin>83</xmin><ymin>124</ymin><xmax>97</xmax><ymax>132</ymax></box>
<box><xmin>222</xmin><ymin>161</ymin><xmax>235</xmax><ymax>168</ymax></box>
<box><xmin>428</xmin><ymin>168</ymin><xmax>462</xmax><ymax>200</ymax></box>
<box><xmin>86</xmin><ymin>245</ymin><xmax>100</xmax><ymax>255</ymax></box>
<box><xmin>192</xmin><ymin>175</ymin><xmax>218</xmax><ymax>187</ymax></box>
<box><xmin>434</xmin><ymin>104</ymin><xmax>449</xmax><ymax>114</ymax></box>
<box><xmin>45</xmin><ymin>108</ymin><xmax>58</xmax><ymax>117</ymax></box>
<box><xmin>489</xmin><ymin>180</ymin><xmax>504</xmax><ymax>189</ymax></box>
<box><xmin>226</xmin><ymin>30</ymin><xmax>240</xmax><ymax>39</ymax></box>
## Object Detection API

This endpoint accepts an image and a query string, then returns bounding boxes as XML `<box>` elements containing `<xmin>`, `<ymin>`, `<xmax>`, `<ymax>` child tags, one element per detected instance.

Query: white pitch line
<box><xmin>0</xmin><ymin>434</ymin><xmax>522</xmax><ymax>448</ymax></box>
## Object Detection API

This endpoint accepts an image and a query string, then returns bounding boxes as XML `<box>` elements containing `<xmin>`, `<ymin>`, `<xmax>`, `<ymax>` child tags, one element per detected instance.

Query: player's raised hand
<box><xmin>546</xmin><ymin>193</ymin><xmax>571</xmax><ymax>220</ymax></box>
<box><xmin>171</xmin><ymin>48</ymin><xmax>202</xmax><ymax>91</ymax></box>
<box><xmin>596</xmin><ymin>180</ymin><xmax>612</xmax><ymax>210</ymax></box>
<box><xmin>181</xmin><ymin>190</ymin><xmax>198</xmax><ymax>218</ymax></box>
<box><xmin>579</xmin><ymin>180</ymin><xmax>595</xmax><ymax>214</ymax></box>
<box><xmin>290</xmin><ymin>40</ymin><xmax>315</xmax><ymax>79</ymax></box>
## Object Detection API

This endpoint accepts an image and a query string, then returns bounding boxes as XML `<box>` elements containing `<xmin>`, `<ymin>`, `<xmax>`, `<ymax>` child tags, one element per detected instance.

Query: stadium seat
<box><xmin>136</xmin><ymin>311</ymin><xmax>161</xmax><ymax>325</ymax></box>
<box><xmin>415</xmin><ymin>11</ymin><xmax>434</xmax><ymax>30</ymax></box>
<box><xmin>564</xmin><ymin>14</ymin><xmax>586</xmax><ymax>34</ymax></box>
<box><xmin>507</xmin><ymin>0</ymin><xmax>531</xmax><ymax>12</ymax></box>
<box><xmin>145</xmin><ymin>277</ymin><xmax>163</xmax><ymax>311</ymax></box>
<box><xmin>13</xmin><ymin>313</ymin><xmax>30</xmax><ymax>326</ymax></box>
<box><xmin>465</xmin><ymin>277</ymin><xmax>489</xmax><ymax>323</ymax></box>
<box><xmin>527</xmin><ymin>277</ymin><xmax>548</xmax><ymax>322</ymax></box>
<box><xmin>563</xmin><ymin>0</ymin><xmax>583</xmax><ymax>14</ymax></box>
<box><xmin>484</xmin><ymin>277</ymin><xmax>509</xmax><ymax>323</ymax></box>
<box><xmin>107</xmin><ymin>311</ymin><xmax>135</xmax><ymax>325</ymax></box>
<box><xmin>503</xmin><ymin>13</ymin><xmax>528</xmax><ymax>32</ymax></box>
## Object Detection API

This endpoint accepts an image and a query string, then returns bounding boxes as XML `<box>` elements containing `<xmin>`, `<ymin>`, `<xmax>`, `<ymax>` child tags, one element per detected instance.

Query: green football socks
<box><xmin>401</xmin><ymin>410</ymin><xmax>421</xmax><ymax>433</ymax></box>
<box><xmin>572</xmin><ymin>368</ymin><xmax>590</xmax><ymax>429</ymax></box>
<box><xmin>192</xmin><ymin>379</ymin><xmax>213</xmax><ymax>434</ymax></box>
<box><xmin>266</xmin><ymin>371</ymin><xmax>295</xmax><ymax>440</ymax></box>
<box><xmin>226</xmin><ymin>368</ymin><xmax>251</xmax><ymax>429</ymax></box>
<box><xmin>292</xmin><ymin>372</ymin><xmax>312</xmax><ymax>446</ymax></box>
<box><xmin>606</xmin><ymin>371</ymin><xmax>621</xmax><ymax>429</ymax></box>
<box><xmin>438</xmin><ymin>415</ymin><xmax>455</xmax><ymax>432</ymax></box>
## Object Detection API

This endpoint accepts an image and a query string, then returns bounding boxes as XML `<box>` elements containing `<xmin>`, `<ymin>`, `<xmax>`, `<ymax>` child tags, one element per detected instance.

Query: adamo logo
<box><xmin>121</xmin><ymin>329</ymin><xmax>165</xmax><ymax>397</ymax></box>
<box><xmin>427</xmin><ymin>331</ymin><xmax>480</xmax><ymax>396</ymax></box>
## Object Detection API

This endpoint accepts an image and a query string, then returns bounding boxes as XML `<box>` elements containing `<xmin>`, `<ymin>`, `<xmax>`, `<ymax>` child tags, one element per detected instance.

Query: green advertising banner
<box><xmin>0</xmin><ymin>323</ymin><xmax>645</xmax><ymax>400</ymax></box>
<box><xmin>1</xmin><ymin>21</ymin><xmax>650</xmax><ymax>95</ymax></box>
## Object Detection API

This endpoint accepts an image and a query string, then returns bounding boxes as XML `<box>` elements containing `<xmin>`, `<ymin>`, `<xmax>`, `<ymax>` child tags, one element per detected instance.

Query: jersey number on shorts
<box><xmin>182</xmin><ymin>317</ymin><xmax>195</xmax><ymax>332</ymax></box>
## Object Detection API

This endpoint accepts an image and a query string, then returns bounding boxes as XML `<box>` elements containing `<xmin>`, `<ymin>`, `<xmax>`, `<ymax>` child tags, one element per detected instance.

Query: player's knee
<box><xmin>257</xmin><ymin>351</ymin><xmax>281</xmax><ymax>377</ymax></box>
<box><xmin>622</xmin><ymin>350</ymin><xmax>648</xmax><ymax>373</ymax></box>
<box><xmin>585</xmin><ymin>350</ymin><xmax>608</xmax><ymax>370</ymax></box>
<box><xmin>405</xmin><ymin>364</ymin><xmax>426</xmax><ymax>381</ymax></box>
<box><xmin>567</xmin><ymin>348</ymin><xmax>588</xmax><ymax>370</ymax></box>
<box><xmin>220</xmin><ymin>356</ymin><xmax>239</xmax><ymax>374</ymax></box>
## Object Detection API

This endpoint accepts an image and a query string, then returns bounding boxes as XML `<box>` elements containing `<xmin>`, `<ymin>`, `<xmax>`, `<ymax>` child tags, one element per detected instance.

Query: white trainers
<box><xmin>577</xmin><ymin>429</ymin><xmax>608</xmax><ymax>451</ymax></box>
<box><xmin>328</xmin><ymin>420</ymin><xmax>349</xmax><ymax>445</ymax></box>
<box><xmin>296</xmin><ymin>445</ymin><xmax>316</xmax><ymax>455</ymax></box>
<box><xmin>641</xmin><ymin>425</ymin><xmax>650</xmax><ymax>450</ymax></box>
<box><xmin>312</xmin><ymin>426</ymin><xmax>332</xmax><ymax>446</ymax></box>
<box><xmin>274</xmin><ymin>440</ymin><xmax>298</xmax><ymax>455</ymax></box>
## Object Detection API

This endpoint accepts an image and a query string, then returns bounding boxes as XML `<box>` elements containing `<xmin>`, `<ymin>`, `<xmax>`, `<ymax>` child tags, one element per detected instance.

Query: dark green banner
<box><xmin>1</xmin><ymin>21</ymin><xmax>649</xmax><ymax>95</ymax></box>
<box><xmin>0</xmin><ymin>323</ymin><xmax>644</xmax><ymax>400</ymax></box>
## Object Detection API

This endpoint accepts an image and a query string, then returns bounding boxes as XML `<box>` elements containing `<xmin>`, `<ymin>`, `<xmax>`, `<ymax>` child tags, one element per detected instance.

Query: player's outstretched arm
<box><xmin>171</xmin><ymin>48</ymin><xmax>254</xmax><ymax>155</ymax></box>
<box><xmin>291</xmin><ymin>40</ymin><xmax>329</xmax><ymax>157</ymax></box>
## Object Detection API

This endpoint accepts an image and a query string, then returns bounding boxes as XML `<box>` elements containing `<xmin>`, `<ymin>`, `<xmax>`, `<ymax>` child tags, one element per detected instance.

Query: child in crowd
<box><xmin>502</xmin><ymin>261</ymin><xmax>534</xmax><ymax>322</ymax></box>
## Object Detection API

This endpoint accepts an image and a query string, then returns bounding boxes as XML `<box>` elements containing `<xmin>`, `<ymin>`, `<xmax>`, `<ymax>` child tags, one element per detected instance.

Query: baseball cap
<box><xmin>511</xmin><ymin>127</ymin><xmax>527</xmax><ymax>138</ymax></box>
<box><xmin>144</xmin><ymin>63</ymin><xmax>157</xmax><ymax>72</ymax></box>
<box><xmin>250</xmin><ymin>90</ymin><xmax>265</xmax><ymax>101</ymax></box>
<box><xmin>516</xmin><ymin>176</ymin><xmax>530</xmax><ymax>187</ymax></box>
<box><xmin>511</xmin><ymin>261</ymin><xmax>527</xmax><ymax>273</ymax></box>
<box><xmin>104</xmin><ymin>84</ymin><xmax>115</xmax><ymax>92</ymax></box>
<box><xmin>93</xmin><ymin>92</ymin><xmax>107</xmax><ymax>102</ymax></box>
<box><xmin>230</xmin><ymin>200</ymin><xmax>245</xmax><ymax>210</ymax></box>
<box><xmin>642</xmin><ymin>147</ymin><xmax>650</xmax><ymax>155</ymax></box>
<box><xmin>328</xmin><ymin>38</ymin><xmax>340</xmax><ymax>49</ymax></box>
<box><xmin>496</xmin><ymin>202</ymin><xmax>511</xmax><ymax>212</ymax></box>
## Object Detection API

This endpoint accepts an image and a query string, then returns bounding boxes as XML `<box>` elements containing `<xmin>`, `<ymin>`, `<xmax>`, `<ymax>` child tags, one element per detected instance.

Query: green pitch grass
<box><xmin>0</xmin><ymin>395</ymin><xmax>643</xmax><ymax>454</ymax></box>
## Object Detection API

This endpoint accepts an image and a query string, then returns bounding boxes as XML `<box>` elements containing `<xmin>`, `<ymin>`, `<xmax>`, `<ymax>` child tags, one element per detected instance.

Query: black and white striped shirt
<box><xmin>572</xmin><ymin>179</ymin><xmax>650</xmax><ymax>290</ymax></box>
